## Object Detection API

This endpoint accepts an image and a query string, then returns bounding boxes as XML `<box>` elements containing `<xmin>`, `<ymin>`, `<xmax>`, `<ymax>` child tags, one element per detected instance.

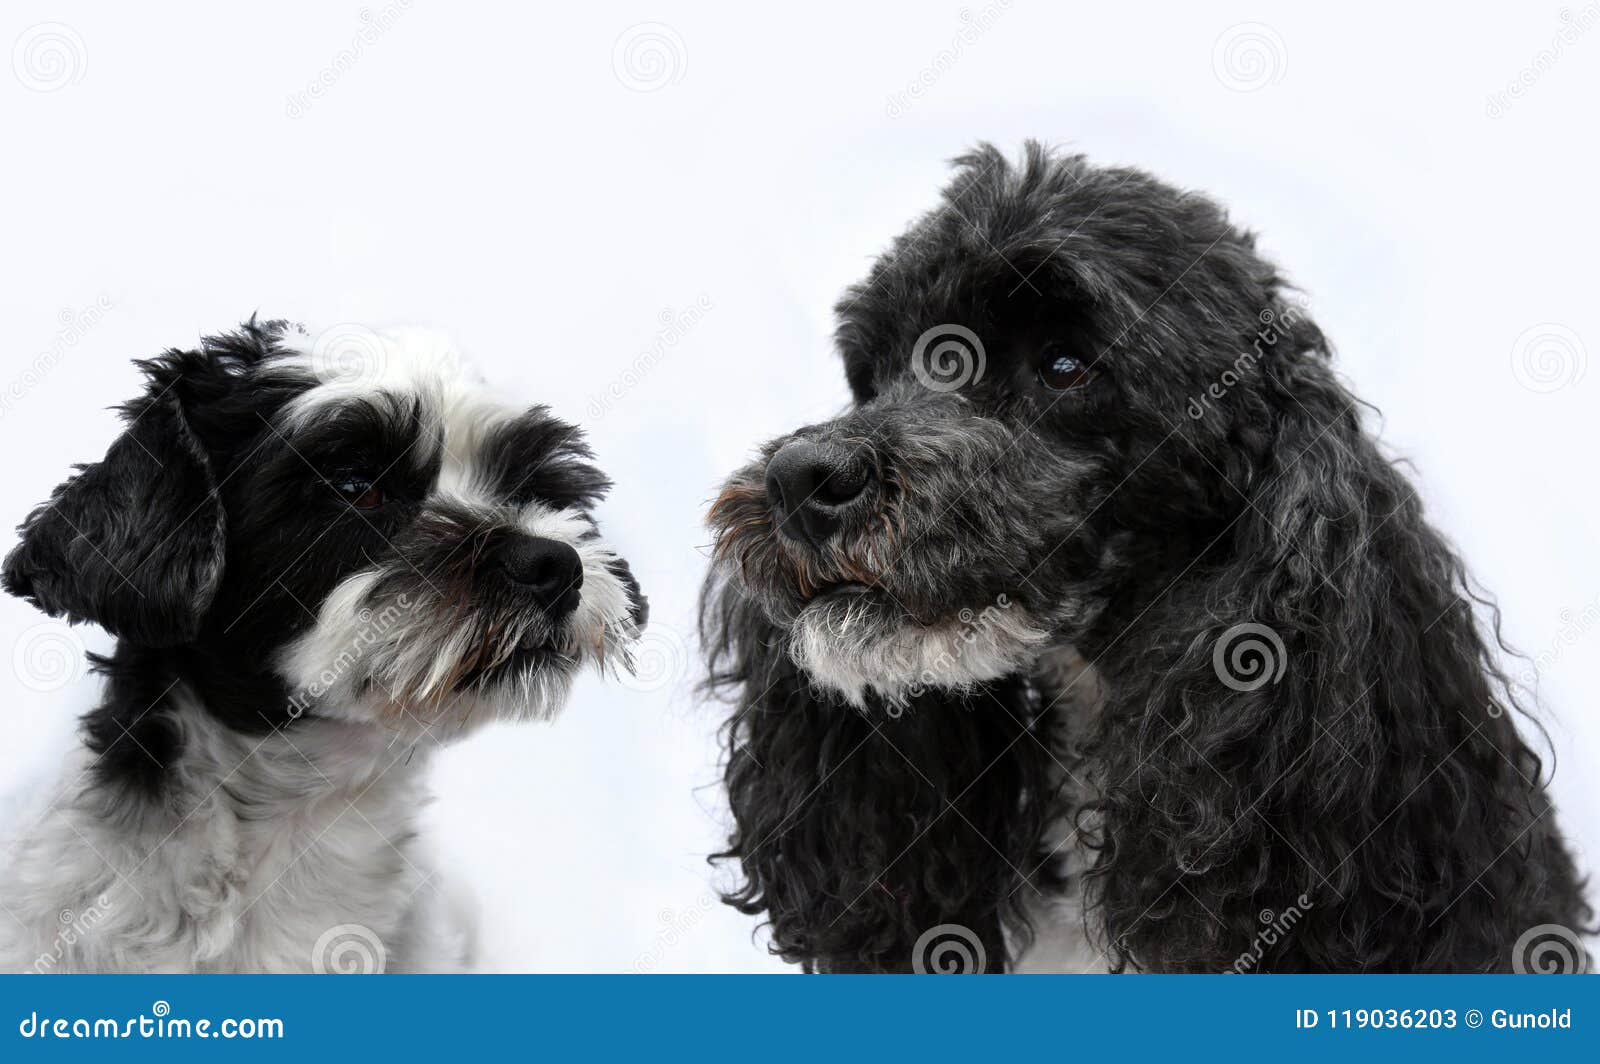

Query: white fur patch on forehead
<box><xmin>272</xmin><ymin>325</ymin><xmax>517</xmax><ymax>449</ymax></box>
<box><xmin>423</xmin><ymin>492</ymin><xmax>605</xmax><ymax>560</ymax></box>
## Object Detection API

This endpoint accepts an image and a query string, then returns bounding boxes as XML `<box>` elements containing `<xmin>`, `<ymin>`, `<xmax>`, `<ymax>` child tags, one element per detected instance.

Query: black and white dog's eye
<box><xmin>1037</xmin><ymin>348</ymin><xmax>1094</xmax><ymax>392</ymax></box>
<box><xmin>334</xmin><ymin>475</ymin><xmax>384</xmax><ymax>510</ymax></box>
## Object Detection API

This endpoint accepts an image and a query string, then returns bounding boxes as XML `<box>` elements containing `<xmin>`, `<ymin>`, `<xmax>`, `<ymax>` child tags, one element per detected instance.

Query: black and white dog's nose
<box><xmin>765</xmin><ymin>440</ymin><xmax>874</xmax><ymax>548</ymax></box>
<box><xmin>499</xmin><ymin>536</ymin><xmax>583</xmax><ymax>618</ymax></box>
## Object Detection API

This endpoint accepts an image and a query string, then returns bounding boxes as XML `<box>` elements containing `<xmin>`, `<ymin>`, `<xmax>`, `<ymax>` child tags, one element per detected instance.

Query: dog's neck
<box><xmin>160</xmin><ymin>684</ymin><xmax>431</xmax><ymax>805</ymax></box>
<box><xmin>0</xmin><ymin>670</ymin><xmax>443</xmax><ymax>972</ymax></box>
<box><xmin>1031</xmin><ymin>644</ymin><xmax>1106</xmax><ymax>724</ymax></box>
<box><xmin>86</xmin><ymin>638</ymin><xmax>435</xmax><ymax>803</ymax></box>
<box><xmin>1027</xmin><ymin>642</ymin><xmax>1107</xmax><ymax>855</ymax></box>
<box><xmin>88</xmin><ymin>637</ymin><xmax>302</xmax><ymax>747</ymax></box>
<box><xmin>1009</xmin><ymin>645</ymin><xmax>1113</xmax><ymax>973</ymax></box>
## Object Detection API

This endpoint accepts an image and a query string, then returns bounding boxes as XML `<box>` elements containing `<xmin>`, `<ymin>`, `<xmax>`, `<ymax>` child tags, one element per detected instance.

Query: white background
<box><xmin>0</xmin><ymin>2</ymin><xmax>1595</xmax><ymax>971</ymax></box>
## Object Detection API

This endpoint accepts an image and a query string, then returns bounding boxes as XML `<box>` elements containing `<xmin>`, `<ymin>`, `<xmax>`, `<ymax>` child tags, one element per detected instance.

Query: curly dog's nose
<box><xmin>764</xmin><ymin>441</ymin><xmax>873</xmax><ymax>548</ymax></box>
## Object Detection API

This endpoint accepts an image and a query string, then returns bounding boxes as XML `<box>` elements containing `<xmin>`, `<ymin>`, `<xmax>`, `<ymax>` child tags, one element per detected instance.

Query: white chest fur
<box><xmin>1010</xmin><ymin>646</ymin><xmax>1111</xmax><ymax>974</ymax></box>
<box><xmin>0</xmin><ymin>693</ymin><xmax>468</xmax><ymax>973</ymax></box>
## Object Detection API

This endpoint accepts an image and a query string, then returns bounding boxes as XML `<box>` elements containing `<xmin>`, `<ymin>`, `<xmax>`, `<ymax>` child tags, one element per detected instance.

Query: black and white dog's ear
<box><xmin>2</xmin><ymin>362</ymin><xmax>225</xmax><ymax>646</ymax></box>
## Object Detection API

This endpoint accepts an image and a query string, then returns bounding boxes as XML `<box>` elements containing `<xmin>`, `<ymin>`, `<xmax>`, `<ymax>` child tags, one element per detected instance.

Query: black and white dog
<box><xmin>703</xmin><ymin>143</ymin><xmax>1591</xmax><ymax>973</ymax></box>
<box><xmin>0</xmin><ymin>320</ymin><xmax>645</xmax><ymax>972</ymax></box>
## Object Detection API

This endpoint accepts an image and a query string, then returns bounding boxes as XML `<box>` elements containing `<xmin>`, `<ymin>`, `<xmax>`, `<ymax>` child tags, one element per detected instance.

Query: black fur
<box><xmin>4</xmin><ymin>361</ymin><xmax>227</xmax><ymax>647</ymax></box>
<box><xmin>702</xmin><ymin>143</ymin><xmax>1592</xmax><ymax>972</ymax></box>
<box><xmin>706</xmin><ymin>588</ymin><xmax>1057</xmax><ymax>972</ymax></box>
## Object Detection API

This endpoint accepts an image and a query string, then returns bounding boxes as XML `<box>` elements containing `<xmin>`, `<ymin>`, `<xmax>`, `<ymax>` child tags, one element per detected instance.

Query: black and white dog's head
<box><xmin>4</xmin><ymin>319</ymin><xmax>646</xmax><ymax>741</ymax></box>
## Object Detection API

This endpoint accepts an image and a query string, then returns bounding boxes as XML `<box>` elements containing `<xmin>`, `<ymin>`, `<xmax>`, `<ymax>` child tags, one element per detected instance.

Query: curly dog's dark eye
<box><xmin>334</xmin><ymin>475</ymin><xmax>384</xmax><ymax>510</ymax></box>
<box><xmin>1036</xmin><ymin>347</ymin><xmax>1093</xmax><ymax>391</ymax></box>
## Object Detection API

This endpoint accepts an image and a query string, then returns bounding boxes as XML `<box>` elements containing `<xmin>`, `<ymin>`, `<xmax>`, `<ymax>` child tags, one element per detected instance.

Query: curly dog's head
<box><xmin>703</xmin><ymin>142</ymin><xmax>1588</xmax><ymax>973</ymax></box>
<box><xmin>710</xmin><ymin>142</ymin><xmax>1309</xmax><ymax>705</ymax></box>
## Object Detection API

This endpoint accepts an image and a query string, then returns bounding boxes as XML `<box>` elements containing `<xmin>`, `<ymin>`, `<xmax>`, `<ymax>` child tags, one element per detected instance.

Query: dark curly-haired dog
<box><xmin>701</xmin><ymin>142</ymin><xmax>1592</xmax><ymax>973</ymax></box>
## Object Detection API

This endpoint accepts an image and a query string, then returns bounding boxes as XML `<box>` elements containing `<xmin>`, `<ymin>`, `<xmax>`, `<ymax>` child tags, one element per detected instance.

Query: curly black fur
<box><xmin>702</xmin><ymin>142</ymin><xmax>1591</xmax><ymax>973</ymax></box>
<box><xmin>704</xmin><ymin>588</ymin><xmax>1062</xmax><ymax>972</ymax></box>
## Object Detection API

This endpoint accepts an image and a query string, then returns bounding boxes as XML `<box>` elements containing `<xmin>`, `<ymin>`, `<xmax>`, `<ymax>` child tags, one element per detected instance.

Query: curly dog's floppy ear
<box><xmin>1086</xmin><ymin>298</ymin><xmax>1590</xmax><ymax>972</ymax></box>
<box><xmin>3</xmin><ymin>358</ymin><xmax>225</xmax><ymax>647</ymax></box>
<box><xmin>702</xmin><ymin>571</ymin><xmax>1054</xmax><ymax>973</ymax></box>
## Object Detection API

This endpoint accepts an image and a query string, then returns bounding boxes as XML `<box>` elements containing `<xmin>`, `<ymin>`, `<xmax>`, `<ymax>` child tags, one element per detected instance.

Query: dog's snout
<box><xmin>765</xmin><ymin>440</ymin><xmax>874</xmax><ymax>548</ymax></box>
<box><xmin>498</xmin><ymin>536</ymin><xmax>583</xmax><ymax>619</ymax></box>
